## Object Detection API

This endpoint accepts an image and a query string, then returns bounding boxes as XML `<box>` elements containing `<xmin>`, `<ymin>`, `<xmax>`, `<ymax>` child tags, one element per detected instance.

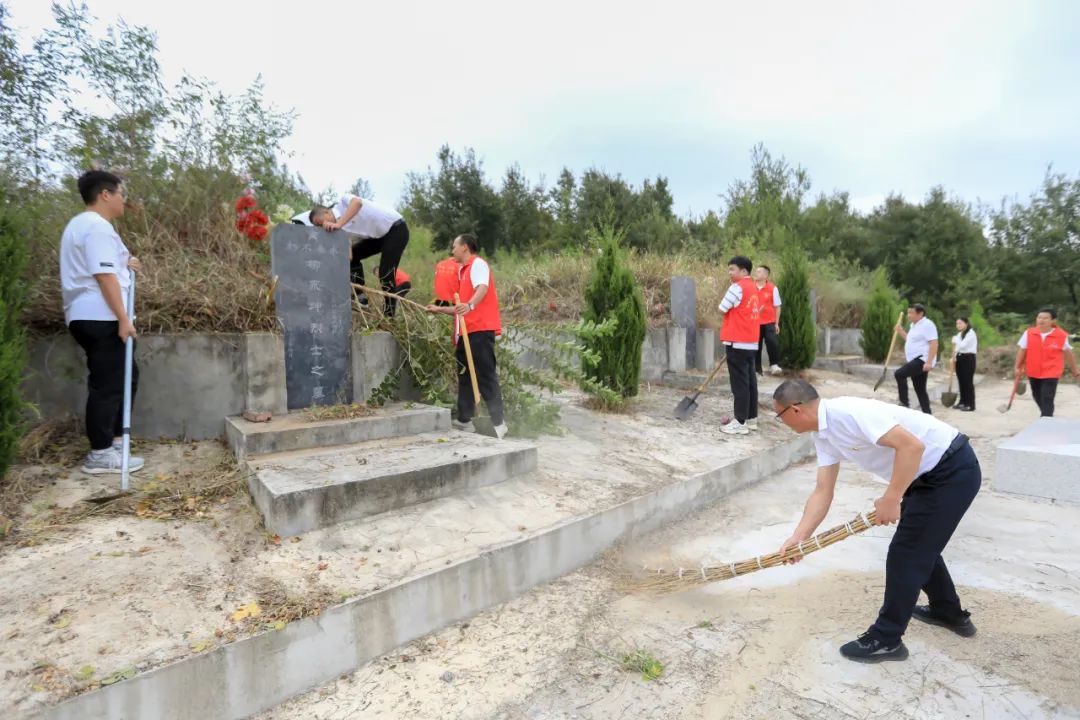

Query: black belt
<box><xmin>957</xmin><ymin>352</ymin><xmax>976</xmax><ymax>357</ymax></box>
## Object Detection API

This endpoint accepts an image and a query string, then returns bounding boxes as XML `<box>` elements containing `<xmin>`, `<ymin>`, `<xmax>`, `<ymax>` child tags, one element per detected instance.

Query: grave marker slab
<box><xmin>271</xmin><ymin>224</ymin><xmax>353</xmax><ymax>409</ymax></box>
<box><xmin>671</xmin><ymin>275</ymin><xmax>697</xmax><ymax>368</ymax></box>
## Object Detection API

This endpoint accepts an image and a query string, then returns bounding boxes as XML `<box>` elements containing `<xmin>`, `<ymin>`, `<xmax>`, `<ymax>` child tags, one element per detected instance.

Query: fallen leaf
<box><xmin>290</xmin><ymin>536</ymin><xmax>301</xmax><ymax>544</ymax></box>
<box><xmin>185</xmin><ymin>497</ymin><xmax>197</xmax><ymax>510</ymax></box>
<box><xmin>75</xmin><ymin>665</ymin><xmax>95</xmax><ymax>681</ymax></box>
<box><xmin>51</xmin><ymin>615</ymin><xmax>72</xmax><ymax>630</ymax></box>
<box><xmin>355</xmin><ymin>556</ymin><xmax>368</xmax><ymax>567</ymax></box>
<box><xmin>272</xmin><ymin>620</ymin><xmax>287</xmax><ymax>631</ymax></box>
<box><xmin>268</xmin><ymin>535</ymin><xmax>282</xmax><ymax>546</ymax></box>
<box><xmin>214</xmin><ymin>628</ymin><xmax>224</xmax><ymax>638</ymax></box>
<box><xmin>230</xmin><ymin>603</ymin><xmax>262</xmax><ymax>622</ymax></box>
<box><xmin>100</xmin><ymin>667</ymin><xmax>137</xmax><ymax>685</ymax></box>
<box><xmin>517</xmin><ymin>525</ymin><xmax>527</xmax><ymax>532</ymax></box>
<box><xmin>190</xmin><ymin>640</ymin><xmax>210</xmax><ymax>653</ymax></box>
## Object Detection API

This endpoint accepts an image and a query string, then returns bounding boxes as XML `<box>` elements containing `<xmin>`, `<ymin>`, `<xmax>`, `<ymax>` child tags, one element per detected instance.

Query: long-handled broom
<box><xmin>623</xmin><ymin>509</ymin><xmax>878</xmax><ymax>595</ymax></box>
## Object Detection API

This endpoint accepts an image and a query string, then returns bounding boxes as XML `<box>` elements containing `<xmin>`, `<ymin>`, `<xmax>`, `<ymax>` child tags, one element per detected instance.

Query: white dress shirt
<box><xmin>334</xmin><ymin>194</ymin><xmax>403</xmax><ymax>239</ymax></box>
<box><xmin>953</xmin><ymin>330</ymin><xmax>978</xmax><ymax>355</ymax></box>
<box><xmin>814</xmin><ymin>397</ymin><xmax>960</xmax><ymax>479</ymax></box>
<box><xmin>905</xmin><ymin>317</ymin><xmax>939</xmax><ymax>367</ymax></box>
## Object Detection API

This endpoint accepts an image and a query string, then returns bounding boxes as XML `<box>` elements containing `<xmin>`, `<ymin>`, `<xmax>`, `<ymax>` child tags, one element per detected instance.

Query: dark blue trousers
<box><xmin>870</xmin><ymin>435</ymin><xmax>981</xmax><ymax>643</ymax></box>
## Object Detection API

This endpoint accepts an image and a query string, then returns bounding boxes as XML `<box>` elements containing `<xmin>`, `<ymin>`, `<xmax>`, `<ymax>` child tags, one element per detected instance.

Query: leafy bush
<box><xmin>778</xmin><ymin>245</ymin><xmax>816</xmax><ymax>369</ymax></box>
<box><xmin>860</xmin><ymin>268</ymin><xmax>899</xmax><ymax>362</ymax></box>
<box><xmin>0</xmin><ymin>194</ymin><xmax>29</xmax><ymax>483</ymax></box>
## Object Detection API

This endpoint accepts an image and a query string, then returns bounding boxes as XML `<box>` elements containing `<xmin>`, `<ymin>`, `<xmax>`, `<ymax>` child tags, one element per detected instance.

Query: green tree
<box><xmin>0</xmin><ymin>193</ymin><xmax>29</xmax><ymax>482</ymax></box>
<box><xmin>723</xmin><ymin>144</ymin><xmax>810</xmax><ymax>252</ymax></box>
<box><xmin>581</xmin><ymin>225</ymin><xmax>646</xmax><ymax>398</ymax></box>
<box><xmin>403</xmin><ymin>145</ymin><xmax>502</xmax><ymax>253</ymax></box>
<box><xmin>860</xmin><ymin>268</ymin><xmax>899</xmax><ymax>362</ymax></box>
<box><xmin>778</xmin><ymin>244</ymin><xmax>816</xmax><ymax>369</ymax></box>
<box><xmin>497</xmin><ymin>164</ymin><xmax>551</xmax><ymax>251</ymax></box>
<box><xmin>966</xmin><ymin>300</ymin><xmax>1004</xmax><ymax>346</ymax></box>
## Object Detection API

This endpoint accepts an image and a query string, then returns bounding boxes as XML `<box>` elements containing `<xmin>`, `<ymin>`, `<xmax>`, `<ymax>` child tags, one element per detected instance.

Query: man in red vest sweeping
<box><xmin>718</xmin><ymin>256</ymin><xmax>763</xmax><ymax>435</ymax></box>
<box><xmin>1015</xmin><ymin>308</ymin><xmax>1078</xmax><ymax>417</ymax></box>
<box><xmin>753</xmin><ymin>264</ymin><xmax>783</xmax><ymax>376</ymax></box>
<box><xmin>426</xmin><ymin>234</ymin><xmax>508</xmax><ymax>439</ymax></box>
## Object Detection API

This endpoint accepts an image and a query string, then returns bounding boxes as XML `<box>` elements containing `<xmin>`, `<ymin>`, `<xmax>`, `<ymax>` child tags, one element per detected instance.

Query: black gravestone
<box><xmin>270</xmin><ymin>224</ymin><xmax>353</xmax><ymax>409</ymax></box>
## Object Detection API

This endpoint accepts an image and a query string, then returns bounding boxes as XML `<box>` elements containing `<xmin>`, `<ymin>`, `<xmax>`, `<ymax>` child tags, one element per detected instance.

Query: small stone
<box><xmin>441</xmin><ymin>671</ymin><xmax>454</xmax><ymax>683</ymax></box>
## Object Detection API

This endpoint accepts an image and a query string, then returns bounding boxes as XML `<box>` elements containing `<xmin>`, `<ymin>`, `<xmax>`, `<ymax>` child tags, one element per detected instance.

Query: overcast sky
<box><xmin>7</xmin><ymin>0</ymin><xmax>1080</xmax><ymax>216</ymax></box>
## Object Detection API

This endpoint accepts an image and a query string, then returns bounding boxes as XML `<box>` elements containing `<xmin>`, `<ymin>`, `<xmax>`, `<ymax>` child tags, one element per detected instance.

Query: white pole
<box><xmin>120</xmin><ymin>271</ymin><xmax>136</xmax><ymax>492</ymax></box>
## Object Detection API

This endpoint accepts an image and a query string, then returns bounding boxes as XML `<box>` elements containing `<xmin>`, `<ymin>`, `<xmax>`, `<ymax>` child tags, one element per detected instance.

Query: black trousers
<box><xmin>955</xmin><ymin>353</ymin><xmax>976</xmax><ymax>409</ymax></box>
<box><xmin>755</xmin><ymin>323</ymin><xmax>781</xmax><ymax>373</ymax></box>
<box><xmin>1029</xmin><ymin>377</ymin><xmax>1059</xmax><ymax>417</ymax></box>
<box><xmin>456</xmin><ymin>330</ymin><xmax>505</xmax><ymax>426</ymax></box>
<box><xmin>349</xmin><ymin>220</ymin><xmax>410</xmax><ymax>317</ymax></box>
<box><xmin>895</xmin><ymin>357</ymin><xmax>931</xmax><ymax>414</ymax></box>
<box><xmin>725</xmin><ymin>345</ymin><xmax>758</xmax><ymax>424</ymax></box>
<box><xmin>68</xmin><ymin>320</ymin><xmax>139</xmax><ymax>451</ymax></box>
<box><xmin>870</xmin><ymin>434</ymin><xmax>981</xmax><ymax>643</ymax></box>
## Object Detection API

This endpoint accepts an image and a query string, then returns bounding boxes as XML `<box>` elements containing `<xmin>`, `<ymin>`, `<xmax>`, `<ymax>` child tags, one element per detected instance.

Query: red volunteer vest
<box><xmin>720</xmin><ymin>277</ymin><xmax>762</xmax><ymax>344</ymax></box>
<box><xmin>457</xmin><ymin>256</ymin><xmax>501</xmax><ymax>338</ymax></box>
<box><xmin>1025</xmin><ymin>326</ymin><xmax>1068</xmax><ymax>379</ymax></box>
<box><xmin>757</xmin><ymin>282</ymin><xmax>777</xmax><ymax>324</ymax></box>
<box><xmin>433</xmin><ymin>259</ymin><xmax>459</xmax><ymax>302</ymax></box>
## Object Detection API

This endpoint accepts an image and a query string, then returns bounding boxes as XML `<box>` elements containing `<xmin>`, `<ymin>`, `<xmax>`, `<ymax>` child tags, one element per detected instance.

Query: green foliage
<box><xmin>778</xmin><ymin>244</ymin><xmax>816</xmax><ymax>369</ymax></box>
<box><xmin>403</xmin><ymin>146</ymin><xmax>502</xmax><ymax>254</ymax></box>
<box><xmin>966</xmin><ymin>301</ymin><xmax>1004</xmax><ymax>347</ymax></box>
<box><xmin>581</xmin><ymin>225</ymin><xmax>647</xmax><ymax>399</ymax></box>
<box><xmin>860</xmin><ymin>269</ymin><xmax>899</xmax><ymax>362</ymax></box>
<box><xmin>0</xmin><ymin>192</ymin><xmax>30</xmax><ymax>482</ymax></box>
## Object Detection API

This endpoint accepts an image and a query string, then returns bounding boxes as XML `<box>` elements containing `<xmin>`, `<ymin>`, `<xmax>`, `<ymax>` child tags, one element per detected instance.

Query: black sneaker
<box><xmin>839</xmin><ymin>633</ymin><xmax>909</xmax><ymax>663</ymax></box>
<box><xmin>911</xmin><ymin>605</ymin><xmax>977</xmax><ymax>637</ymax></box>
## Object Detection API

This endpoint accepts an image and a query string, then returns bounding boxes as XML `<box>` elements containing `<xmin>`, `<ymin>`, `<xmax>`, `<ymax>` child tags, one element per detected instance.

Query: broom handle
<box><xmin>120</xmin><ymin>271</ymin><xmax>136</xmax><ymax>492</ymax></box>
<box><xmin>455</xmin><ymin>293</ymin><xmax>482</xmax><ymax>404</ymax></box>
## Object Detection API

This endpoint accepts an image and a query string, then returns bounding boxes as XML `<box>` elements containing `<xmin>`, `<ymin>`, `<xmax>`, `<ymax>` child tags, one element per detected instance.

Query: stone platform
<box><xmin>996</xmin><ymin>417</ymin><xmax>1080</xmax><ymax>503</ymax></box>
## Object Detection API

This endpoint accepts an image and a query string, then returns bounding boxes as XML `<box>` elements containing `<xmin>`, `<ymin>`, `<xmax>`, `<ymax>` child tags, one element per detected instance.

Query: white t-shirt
<box><xmin>905</xmin><ymin>317</ymin><xmax>938</xmax><ymax>366</ymax></box>
<box><xmin>60</xmin><ymin>211</ymin><xmax>131</xmax><ymax>325</ymax></box>
<box><xmin>334</xmin><ymin>194</ymin><xmax>403</xmax><ymax>239</ymax></box>
<box><xmin>952</xmin><ymin>330</ymin><xmax>978</xmax><ymax>355</ymax></box>
<box><xmin>1017</xmin><ymin>330</ymin><xmax>1071</xmax><ymax>350</ymax></box>
<box><xmin>814</xmin><ymin>396</ymin><xmax>960</xmax><ymax>479</ymax></box>
<box><xmin>461</xmin><ymin>257</ymin><xmax>490</xmax><ymax>288</ymax></box>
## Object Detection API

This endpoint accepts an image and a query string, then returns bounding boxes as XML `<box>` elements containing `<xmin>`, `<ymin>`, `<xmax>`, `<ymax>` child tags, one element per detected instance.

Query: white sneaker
<box><xmin>720</xmin><ymin>420</ymin><xmax>750</xmax><ymax>436</ymax></box>
<box><xmin>746</xmin><ymin>418</ymin><xmax>759</xmax><ymax>431</ymax></box>
<box><xmin>82</xmin><ymin>448</ymin><xmax>145</xmax><ymax>476</ymax></box>
<box><xmin>452</xmin><ymin>419</ymin><xmax>476</xmax><ymax>433</ymax></box>
<box><xmin>493</xmin><ymin>422</ymin><xmax>509</xmax><ymax>439</ymax></box>
<box><xmin>769</xmin><ymin>365</ymin><xmax>783</xmax><ymax>375</ymax></box>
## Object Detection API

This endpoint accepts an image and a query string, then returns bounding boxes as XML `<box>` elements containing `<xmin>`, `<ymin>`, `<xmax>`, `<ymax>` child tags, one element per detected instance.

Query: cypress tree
<box><xmin>860</xmin><ymin>268</ymin><xmax>899</xmax><ymax>362</ymax></box>
<box><xmin>777</xmin><ymin>246</ymin><xmax>816</xmax><ymax>370</ymax></box>
<box><xmin>582</xmin><ymin>225</ymin><xmax>646</xmax><ymax>397</ymax></box>
<box><xmin>0</xmin><ymin>196</ymin><xmax>29</xmax><ymax>484</ymax></box>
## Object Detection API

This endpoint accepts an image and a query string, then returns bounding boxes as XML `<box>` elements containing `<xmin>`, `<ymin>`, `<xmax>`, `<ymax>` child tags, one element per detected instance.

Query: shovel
<box><xmin>674</xmin><ymin>357</ymin><xmax>728</xmax><ymax>420</ymax></box>
<box><xmin>454</xmin><ymin>292</ymin><xmax>481</xmax><ymax>404</ymax></box>
<box><xmin>1016</xmin><ymin>379</ymin><xmax>1027</xmax><ymax>396</ymax></box>
<box><xmin>998</xmin><ymin>372</ymin><xmax>1022</xmax><ymax>414</ymax></box>
<box><xmin>941</xmin><ymin>357</ymin><xmax>958</xmax><ymax>408</ymax></box>
<box><xmin>85</xmin><ymin>270</ymin><xmax>137</xmax><ymax>504</ymax></box>
<box><xmin>873</xmin><ymin>311</ymin><xmax>906</xmax><ymax>392</ymax></box>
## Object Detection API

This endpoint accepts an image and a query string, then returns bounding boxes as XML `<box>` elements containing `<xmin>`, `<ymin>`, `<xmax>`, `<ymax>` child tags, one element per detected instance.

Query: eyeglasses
<box><xmin>774</xmin><ymin>402</ymin><xmax>802</xmax><ymax>421</ymax></box>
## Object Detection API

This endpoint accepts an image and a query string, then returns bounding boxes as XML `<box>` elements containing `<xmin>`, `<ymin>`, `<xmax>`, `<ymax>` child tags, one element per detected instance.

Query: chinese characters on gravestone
<box><xmin>270</xmin><ymin>224</ymin><xmax>353</xmax><ymax>409</ymax></box>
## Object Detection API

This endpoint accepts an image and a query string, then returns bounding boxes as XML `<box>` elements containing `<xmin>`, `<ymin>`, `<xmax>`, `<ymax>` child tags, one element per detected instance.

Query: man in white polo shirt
<box><xmin>309</xmin><ymin>194</ymin><xmax>409</xmax><ymax>317</ymax></box>
<box><xmin>893</xmin><ymin>303</ymin><xmax>938</xmax><ymax>414</ymax></box>
<box><xmin>60</xmin><ymin>170</ymin><xmax>146</xmax><ymax>476</ymax></box>
<box><xmin>773</xmin><ymin>379</ymin><xmax>980</xmax><ymax>663</ymax></box>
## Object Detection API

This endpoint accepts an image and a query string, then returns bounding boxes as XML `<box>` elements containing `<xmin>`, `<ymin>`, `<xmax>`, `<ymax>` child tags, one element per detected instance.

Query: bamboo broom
<box><xmin>624</xmin><ymin>509</ymin><xmax>879</xmax><ymax>595</ymax></box>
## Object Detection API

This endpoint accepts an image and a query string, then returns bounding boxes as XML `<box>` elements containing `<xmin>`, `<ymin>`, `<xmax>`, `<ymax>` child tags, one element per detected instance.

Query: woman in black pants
<box><xmin>952</xmin><ymin>317</ymin><xmax>978</xmax><ymax>411</ymax></box>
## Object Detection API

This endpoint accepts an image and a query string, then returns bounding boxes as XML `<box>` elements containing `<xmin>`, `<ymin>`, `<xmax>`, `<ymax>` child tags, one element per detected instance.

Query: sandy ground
<box><xmin>0</xmin><ymin>370</ymin><xmax>875</xmax><ymax>716</ymax></box>
<box><xmin>258</xmin><ymin>375</ymin><xmax>1080</xmax><ymax>720</ymax></box>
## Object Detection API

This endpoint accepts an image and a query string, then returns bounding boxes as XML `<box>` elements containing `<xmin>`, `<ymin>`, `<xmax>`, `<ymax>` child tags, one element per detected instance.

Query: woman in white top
<box><xmin>951</xmin><ymin>317</ymin><xmax>978</xmax><ymax>412</ymax></box>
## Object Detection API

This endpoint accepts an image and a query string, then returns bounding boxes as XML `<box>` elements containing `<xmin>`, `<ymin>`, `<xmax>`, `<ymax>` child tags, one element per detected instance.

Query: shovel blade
<box><xmin>1016</xmin><ymin>380</ymin><xmax>1027</xmax><ymax>396</ymax></box>
<box><xmin>674</xmin><ymin>396</ymin><xmax>698</xmax><ymax>420</ymax></box>
<box><xmin>873</xmin><ymin>370</ymin><xmax>888</xmax><ymax>392</ymax></box>
<box><xmin>997</xmin><ymin>402</ymin><xmax>1011</xmax><ymax>414</ymax></box>
<box><xmin>941</xmin><ymin>392</ymin><xmax>957</xmax><ymax>408</ymax></box>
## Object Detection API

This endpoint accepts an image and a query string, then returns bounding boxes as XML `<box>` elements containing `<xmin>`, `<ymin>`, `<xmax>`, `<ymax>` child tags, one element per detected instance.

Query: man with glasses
<box><xmin>61</xmin><ymin>170</ymin><xmax>146</xmax><ymax>476</ymax></box>
<box><xmin>771</xmin><ymin>379</ymin><xmax>980</xmax><ymax>663</ymax></box>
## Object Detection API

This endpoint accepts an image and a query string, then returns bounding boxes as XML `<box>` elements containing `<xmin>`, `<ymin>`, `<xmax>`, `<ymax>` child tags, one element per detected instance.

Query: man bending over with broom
<box><xmin>773</xmin><ymin>379</ymin><xmax>980</xmax><ymax>663</ymax></box>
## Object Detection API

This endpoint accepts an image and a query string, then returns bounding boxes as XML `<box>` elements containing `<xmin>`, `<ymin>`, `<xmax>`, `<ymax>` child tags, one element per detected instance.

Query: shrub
<box><xmin>582</xmin><ymin>225</ymin><xmax>646</xmax><ymax>398</ymax></box>
<box><xmin>778</xmin><ymin>245</ymin><xmax>817</xmax><ymax>370</ymax></box>
<box><xmin>0</xmin><ymin>195</ymin><xmax>30</xmax><ymax>483</ymax></box>
<box><xmin>860</xmin><ymin>268</ymin><xmax>899</xmax><ymax>362</ymax></box>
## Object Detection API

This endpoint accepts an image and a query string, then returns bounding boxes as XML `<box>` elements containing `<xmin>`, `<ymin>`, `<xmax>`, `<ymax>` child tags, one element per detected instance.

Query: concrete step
<box><xmin>247</xmin><ymin>432</ymin><xmax>538</xmax><ymax>536</ymax></box>
<box><xmin>225</xmin><ymin>402</ymin><xmax>450</xmax><ymax>461</ymax></box>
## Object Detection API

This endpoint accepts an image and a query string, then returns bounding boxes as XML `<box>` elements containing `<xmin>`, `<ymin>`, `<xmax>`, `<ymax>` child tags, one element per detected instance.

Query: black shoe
<box><xmin>959</xmin><ymin>406</ymin><xmax>975</xmax><ymax>412</ymax></box>
<box><xmin>839</xmin><ymin>633</ymin><xmax>909</xmax><ymax>663</ymax></box>
<box><xmin>911</xmin><ymin>606</ymin><xmax>976</xmax><ymax>637</ymax></box>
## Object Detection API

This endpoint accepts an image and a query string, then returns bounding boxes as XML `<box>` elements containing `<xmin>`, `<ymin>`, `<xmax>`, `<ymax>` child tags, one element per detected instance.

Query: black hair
<box><xmin>1037</xmin><ymin>307</ymin><xmax>1057</xmax><ymax>320</ymax></box>
<box><xmin>456</xmin><ymin>233</ymin><xmax>479</xmax><ymax>253</ymax></box>
<box><xmin>77</xmin><ymin>170</ymin><xmax>123</xmax><ymax>205</ymax></box>
<box><xmin>773</xmin><ymin>379</ymin><xmax>819</xmax><ymax>405</ymax></box>
<box><xmin>910</xmin><ymin>303</ymin><xmax>926</xmax><ymax>316</ymax></box>
<box><xmin>758</xmin><ymin>265</ymin><xmax>771</xmax><ymax>275</ymax></box>
<box><xmin>957</xmin><ymin>316</ymin><xmax>971</xmax><ymax>340</ymax></box>
<box><xmin>309</xmin><ymin>204</ymin><xmax>331</xmax><ymax>224</ymax></box>
<box><xmin>728</xmin><ymin>256</ymin><xmax>752</xmax><ymax>274</ymax></box>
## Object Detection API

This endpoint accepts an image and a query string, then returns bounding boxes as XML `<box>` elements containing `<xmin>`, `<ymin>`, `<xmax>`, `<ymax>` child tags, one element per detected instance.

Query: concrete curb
<box><xmin>35</xmin><ymin>434</ymin><xmax>814</xmax><ymax>720</ymax></box>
